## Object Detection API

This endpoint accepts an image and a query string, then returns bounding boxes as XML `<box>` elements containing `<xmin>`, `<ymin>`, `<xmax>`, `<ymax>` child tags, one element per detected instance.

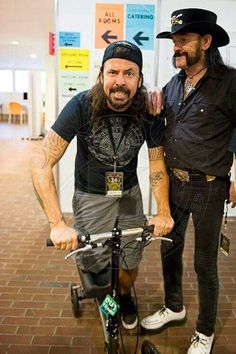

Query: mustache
<box><xmin>173</xmin><ymin>51</ymin><xmax>188</xmax><ymax>58</ymax></box>
<box><xmin>110</xmin><ymin>86</ymin><xmax>130</xmax><ymax>95</ymax></box>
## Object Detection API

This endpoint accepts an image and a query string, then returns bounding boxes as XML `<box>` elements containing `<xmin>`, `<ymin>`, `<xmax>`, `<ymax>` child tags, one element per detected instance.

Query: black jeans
<box><xmin>161</xmin><ymin>173</ymin><xmax>228</xmax><ymax>336</ymax></box>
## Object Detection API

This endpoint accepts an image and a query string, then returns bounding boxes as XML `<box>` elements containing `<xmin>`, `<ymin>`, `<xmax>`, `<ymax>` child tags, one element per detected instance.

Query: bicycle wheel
<box><xmin>141</xmin><ymin>340</ymin><xmax>160</xmax><ymax>354</ymax></box>
<box><xmin>70</xmin><ymin>283</ymin><xmax>81</xmax><ymax>318</ymax></box>
<box><xmin>105</xmin><ymin>336</ymin><xmax>119</xmax><ymax>354</ymax></box>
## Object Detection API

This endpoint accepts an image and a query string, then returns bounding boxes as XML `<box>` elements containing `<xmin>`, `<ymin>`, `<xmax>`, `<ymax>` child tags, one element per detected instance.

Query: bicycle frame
<box><xmin>104</xmin><ymin>227</ymin><xmax>121</xmax><ymax>353</ymax></box>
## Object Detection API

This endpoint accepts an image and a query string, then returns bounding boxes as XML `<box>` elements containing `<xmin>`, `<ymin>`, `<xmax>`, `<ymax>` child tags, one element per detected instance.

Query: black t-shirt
<box><xmin>52</xmin><ymin>90</ymin><xmax>164</xmax><ymax>194</ymax></box>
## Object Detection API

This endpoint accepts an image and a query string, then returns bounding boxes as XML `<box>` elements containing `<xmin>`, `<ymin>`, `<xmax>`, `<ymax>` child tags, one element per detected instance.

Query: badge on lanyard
<box><xmin>105</xmin><ymin>119</ymin><xmax>128</xmax><ymax>198</ymax></box>
<box><xmin>220</xmin><ymin>202</ymin><xmax>230</xmax><ymax>256</ymax></box>
<box><xmin>106</xmin><ymin>171</ymin><xmax>123</xmax><ymax>197</ymax></box>
<box><xmin>220</xmin><ymin>232</ymin><xmax>230</xmax><ymax>256</ymax></box>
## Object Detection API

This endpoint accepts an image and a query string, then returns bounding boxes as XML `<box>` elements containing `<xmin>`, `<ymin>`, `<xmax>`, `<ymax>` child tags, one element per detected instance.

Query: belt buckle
<box><xmin>188</xmin><ymin>172</ymin><xmax>216</xmax><ymax>182</ymax></box>
<box><xmin>206</xmin><ymin>175</ymin><xmax>216</xmax><ymax>182</ymax></box>
<box><xmin>172</xmin><ymin>168</ymin><xmax>189</xmax><ymax>182</ymax></box>
<box><xmin>172</xmin><ymin>168</ymin><xmax>216</xmax><ymax>183</ymax></box>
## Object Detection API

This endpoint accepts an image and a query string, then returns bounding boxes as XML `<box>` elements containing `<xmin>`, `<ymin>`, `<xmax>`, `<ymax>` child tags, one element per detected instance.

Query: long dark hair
<box><xmin>88</xmin><ymin>73</ymin><xmax>149</xmax><ymax>124</ymax></box>
<box><xmin>205</xmin><ymin>45</ymin><xmax>229</xmax><ymax>71</ymax></box>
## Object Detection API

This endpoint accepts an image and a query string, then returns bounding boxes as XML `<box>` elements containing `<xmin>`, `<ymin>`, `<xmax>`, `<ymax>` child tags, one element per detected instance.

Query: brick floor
<box><xmin>0</xmin><ymin>122</ymin><xmax>235</xmax><ymax>354</ymax></box>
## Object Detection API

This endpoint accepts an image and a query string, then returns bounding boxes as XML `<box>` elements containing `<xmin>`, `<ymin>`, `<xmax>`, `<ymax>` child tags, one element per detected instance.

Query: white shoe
<box><xmin>141</xmin><ymin>305</ymin><xmax>186</xmax><ymax>331</ymax></box>
<box><xmin>187</xmin><ymin>331</ymin><xmax>214</xmax><ymax>354</ymax></box>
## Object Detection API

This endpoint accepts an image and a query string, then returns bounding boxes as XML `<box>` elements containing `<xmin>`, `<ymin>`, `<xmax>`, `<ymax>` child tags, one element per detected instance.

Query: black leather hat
<box><xmin>101</xmin><ymin>40</ymin><xmax>143</xmax><ymax>72</ymax></box>
<box><xmin>157</xmin><ymin>8</ymin><xmax>229</xmax><ymax>47</ymax></box>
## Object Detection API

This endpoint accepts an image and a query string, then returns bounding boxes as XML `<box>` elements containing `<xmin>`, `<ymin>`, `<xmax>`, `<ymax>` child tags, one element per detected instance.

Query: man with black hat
<box><xmin>141</xmin><ymin>8</ymin><xmax>236</xmax><ymax>354</ymax></box>
<box><xmin>31</xmin><ymin>40</ymin><xmax>174</xmax><ymax>330</ymax></box>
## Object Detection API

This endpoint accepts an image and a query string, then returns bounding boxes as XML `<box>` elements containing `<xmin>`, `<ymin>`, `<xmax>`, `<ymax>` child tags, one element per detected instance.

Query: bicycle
<box><xmin>47</xmin><ymin>223</ymin><xmax>172</xmax><ymax>354</ymax></box>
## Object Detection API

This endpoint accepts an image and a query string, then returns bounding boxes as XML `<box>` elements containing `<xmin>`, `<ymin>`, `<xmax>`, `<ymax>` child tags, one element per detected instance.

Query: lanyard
<box><xmin>106</xmin><ymin>118</ymin><xmax>130</xmax><ymax>172</ymax></box>
<box><xmin>223</xmin><ymin>201</ymin><xmax>228</xmax><ymax>232</ymax></box>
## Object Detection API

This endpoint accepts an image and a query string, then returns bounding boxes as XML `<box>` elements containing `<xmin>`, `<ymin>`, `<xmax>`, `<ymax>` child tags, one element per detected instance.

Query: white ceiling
<box><xmin>0</xmin><ymin>0</ymin><xmax>55</xmax><ymax>70</ymax></box>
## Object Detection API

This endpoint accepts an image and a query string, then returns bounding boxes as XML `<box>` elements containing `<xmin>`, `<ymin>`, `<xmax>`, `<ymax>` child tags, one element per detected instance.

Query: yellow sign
<box><xmin>59</xmin><ymin>48</ymin><xmax>89</xmax><ymax>71</ymax></box>
<box><xmin>95</xmin><ymin>3</ymin><xmax>124</xmax><ymax>48</ymax></box>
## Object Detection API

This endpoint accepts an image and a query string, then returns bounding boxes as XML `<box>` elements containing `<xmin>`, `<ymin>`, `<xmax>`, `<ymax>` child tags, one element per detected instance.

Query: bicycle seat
<box><xmin>78</xmin><ymin>268</ymin><xmax>111</xmax><ymax>299</ymax></box>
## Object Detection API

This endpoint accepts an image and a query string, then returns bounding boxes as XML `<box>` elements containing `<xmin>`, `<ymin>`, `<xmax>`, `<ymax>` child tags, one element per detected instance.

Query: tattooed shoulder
<box><xmin>31</xmin><ymin>129</ymin><xmax>68</xmax><ymax>169</ymax></box>
<box><xmin>43</xmin><ymin>130</ymin><xmax>68</xmax><ymax>158</ymax></box>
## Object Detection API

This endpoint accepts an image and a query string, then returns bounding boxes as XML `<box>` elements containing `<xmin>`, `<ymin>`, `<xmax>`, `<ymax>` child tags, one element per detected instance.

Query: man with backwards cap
<box><xmin>31</xmin><ymin>40</ymin><xmax>174</xmax><ymax>330</ymax></box>
<box><xmin>141</xmin><ymin>7</ymin><xmax>236</xmax><ymax>354</ymax></box>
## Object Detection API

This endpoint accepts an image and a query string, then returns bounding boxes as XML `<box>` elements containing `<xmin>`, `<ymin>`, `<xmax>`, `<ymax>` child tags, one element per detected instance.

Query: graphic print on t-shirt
<box><xmin>85</xmin><ymin>115</ymin><xmax>144</xmax><ymax>167</ymax></box>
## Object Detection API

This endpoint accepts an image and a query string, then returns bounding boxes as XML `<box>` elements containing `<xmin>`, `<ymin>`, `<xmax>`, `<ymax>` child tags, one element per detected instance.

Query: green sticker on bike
<box><xmin>100</xmin><ymin>294</ymin><xmax>119</xmax><ymax>317</ymax></box>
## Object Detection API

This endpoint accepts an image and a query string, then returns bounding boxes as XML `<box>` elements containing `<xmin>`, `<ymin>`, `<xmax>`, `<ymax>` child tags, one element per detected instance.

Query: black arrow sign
<box><xmin>133</xmin><ymin>32</ymin><xmax>149</xmax><ymax>46</ymax></box>
<box><xmin>102</xmin><ymin>30</ymin><xmax>117</xmax><ymax>44</ymax></box>
<box><xmin>68</xmin><ymin>87</ymin><xmax>77</xmax><ymax>91</ymax></box>
<box><xmin>65</xmin><ymin>65</ymin><xmax>82</xmax><ymax>68</ymax></box>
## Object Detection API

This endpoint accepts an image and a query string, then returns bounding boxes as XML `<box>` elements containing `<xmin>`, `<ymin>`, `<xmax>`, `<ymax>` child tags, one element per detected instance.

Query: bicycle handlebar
<box><xmin>46</xmin><ymin>224</ymin><xmax>173</xmax><ymax>260</ymax></box>
<box><xmin>46</xmin><ymin>224</ymin><xmax>155</xmax><ymax>247</ymax></box>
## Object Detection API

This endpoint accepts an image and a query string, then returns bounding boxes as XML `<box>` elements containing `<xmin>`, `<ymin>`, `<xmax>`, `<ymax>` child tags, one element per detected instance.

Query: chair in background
<box><xmin>8</xmin><ymin>101</ymin><xmax>27</xmax><ymax>125</ymax></box>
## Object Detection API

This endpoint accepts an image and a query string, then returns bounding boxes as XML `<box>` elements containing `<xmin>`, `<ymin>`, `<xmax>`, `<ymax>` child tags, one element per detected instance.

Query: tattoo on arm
<box><xmin>150</xmin><ymin>171</ymin><xmax>164</xmax><ymax>187</ymax></box>
<box><xmin>43</xmin><ymin>131</ymin><xmax>68</xmax><ymax>160</ymax></box>
<box><xmin>31</xmin><ymin>130</ymin><xmax>68</xmax><ymax>169</ymax></box>
<box><xmin>148</xmin><ymin>146</ymin><xmax>164</xmax><ymax>161</ymax></box>
<box><xmin>31</xmin><ymin>164</ymin><xmax>57</xmax><ymax>209</ymax></box>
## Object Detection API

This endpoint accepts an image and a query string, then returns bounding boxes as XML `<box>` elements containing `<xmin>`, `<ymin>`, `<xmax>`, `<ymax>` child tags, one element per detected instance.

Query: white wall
<box><xmin>44</xmin><ymin>55</ymin><xmax>57</xmax><ymax>131</ymax></box>
<box><xmin>27</xmin><ymin>71</ymin><xmax>45</xmax><ymax>137</ymax></box>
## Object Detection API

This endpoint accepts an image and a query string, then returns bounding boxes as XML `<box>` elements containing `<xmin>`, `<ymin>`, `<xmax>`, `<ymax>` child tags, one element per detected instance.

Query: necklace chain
<box><xmin>184</xmin><ymin>80</ymin><xmax>195</xmax><ymax>99</ymax></box>
<box><xmin>186</xmin><ymin>66</ymin><xmax>207</xmax><ymax>80</ymax></box>
<box><xmin>184</xmin><ymin>66</ymin><xmax>207</xmax><ymax>99</ymax></box>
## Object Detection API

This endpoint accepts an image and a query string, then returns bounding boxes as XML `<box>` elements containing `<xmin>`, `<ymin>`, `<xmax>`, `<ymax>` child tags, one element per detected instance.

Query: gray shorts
<box><xmin>72</xmin><ymin>184</ymin><xmax>146</xmax><ymax>273</ymax></box>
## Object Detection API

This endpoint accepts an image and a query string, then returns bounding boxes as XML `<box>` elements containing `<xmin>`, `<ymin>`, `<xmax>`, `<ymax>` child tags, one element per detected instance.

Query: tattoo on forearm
<box><xmin>148</xmin><ymin>147</ymin><xmax>164</xmax><ymax>161</ymax></box>
<box><xmin>31</xmin><ymin>147</ymin><xmax>50</xmax><ymax>169</ymax></box>
<box><xmin>32</xmin><ymin>170</ymin><xmax>56</xmax><ymax>210</ymax></box>
<box><xmin>150</xmin><ymin>171</ymin><xmax>164</xmax><ymax>186</ymax></box>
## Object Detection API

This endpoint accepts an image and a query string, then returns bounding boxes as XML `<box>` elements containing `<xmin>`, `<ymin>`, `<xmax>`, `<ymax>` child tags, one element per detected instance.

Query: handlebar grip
<box><xmin>145</xmin><ymin>224</ymin><xmax>154</xmax><ymax>233</ymax></box>
<box><xmin>46</xmin><ymin>234</ymin><xmax>80</xmax><ymax>247</ymax></box>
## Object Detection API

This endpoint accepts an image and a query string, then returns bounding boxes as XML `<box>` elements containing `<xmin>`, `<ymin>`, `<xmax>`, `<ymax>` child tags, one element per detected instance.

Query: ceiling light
<box><xmin>11</xmin><ymin>41</ymin><xmax>19</xmax><ymax>45</ymax></box>
<box><xmin>30</xmin><ymin>54</ymin><xmax>37</xmax><ymax>59</ymax></box>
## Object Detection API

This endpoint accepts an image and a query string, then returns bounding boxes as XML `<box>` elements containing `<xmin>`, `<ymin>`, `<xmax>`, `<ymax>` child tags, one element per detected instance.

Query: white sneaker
<box><xmin>187</xmin><ymin>331</ymin><xmax>214</xmax><ymax>354</ymax></box>
<box><xmin>141</xmin><ymin>305</ymin><xmax>186</xmax><ymax>331</ymax></box>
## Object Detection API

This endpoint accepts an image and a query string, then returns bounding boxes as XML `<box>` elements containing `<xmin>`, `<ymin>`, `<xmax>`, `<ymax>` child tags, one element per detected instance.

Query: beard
<box><xmin>105</xmin><ymin>86</ymin><xmax>131</xmax><ymax>110</ymax></box>
<box><xmin>172</xmin><ymin>42</ymin><xmax>202</xmax><ymax>68</ymax></box>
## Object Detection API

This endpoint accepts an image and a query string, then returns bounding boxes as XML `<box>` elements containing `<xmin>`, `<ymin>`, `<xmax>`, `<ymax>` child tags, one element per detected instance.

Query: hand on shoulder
<box><xmin>147</xmin><ymin>87</ymin><xmax>164</xmax><ymax>116</ymax></box>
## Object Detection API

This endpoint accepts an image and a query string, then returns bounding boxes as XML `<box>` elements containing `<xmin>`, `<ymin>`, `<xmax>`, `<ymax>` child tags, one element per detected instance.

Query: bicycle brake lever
<box><xmin>136</xmin><ymin>236</ymin><xmax>173</xmax><ymax>243</ymax></box>
<box><xmin>135</xmin><ymin>224</ymin><xmax>154</xmax><ymax>242</ymax></box>
<box><xmin>64</xmin><ymin>242</ymin><xmax>103</xmax><ymax>260</ymax></box>
<box><xmin>150</xmin><ymin>236</ymin><xmax>173</xmax><ymax>242</ymax></box>
<box><xmin>65</xmin><ymin>244</ymin><xmax>93</xmax><ymax>260</ymax></box>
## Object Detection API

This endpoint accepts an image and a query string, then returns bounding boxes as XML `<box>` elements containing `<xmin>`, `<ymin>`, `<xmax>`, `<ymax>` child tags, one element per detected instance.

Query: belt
<box><xmin>171</xmin><ymin>168</ymin><xmax>216</xmax><ymax>182</ymax></box>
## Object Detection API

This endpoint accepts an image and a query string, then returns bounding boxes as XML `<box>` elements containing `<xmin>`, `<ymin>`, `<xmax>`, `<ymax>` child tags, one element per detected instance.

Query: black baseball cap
<box><xmin>101</xmin><ymin>40</ymin><xmax>143</xmax><ymax>72</ymax></box>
